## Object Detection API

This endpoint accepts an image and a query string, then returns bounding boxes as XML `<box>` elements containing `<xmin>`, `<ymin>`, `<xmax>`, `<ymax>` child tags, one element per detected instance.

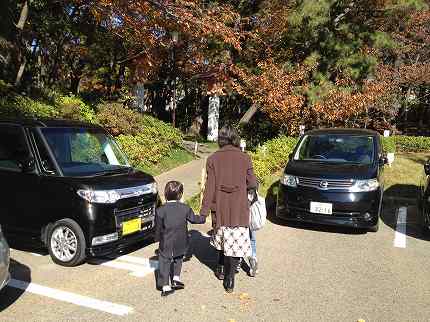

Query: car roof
<box><xmin>305</xmin><ymin>128</ymin><xmax>379</xmax><ymax>136</ymax></box>
<box><xmin>0</xmin><ymin>118</ymin><xmax>104</xmax><ymax>130</ymax></box>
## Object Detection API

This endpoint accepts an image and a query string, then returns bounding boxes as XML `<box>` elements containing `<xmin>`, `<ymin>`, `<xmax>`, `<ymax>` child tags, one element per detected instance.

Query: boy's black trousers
<box><xmin>158</xmin><ymin>253</ymin><xmax>183</xmax><ymax>287</ymax></box>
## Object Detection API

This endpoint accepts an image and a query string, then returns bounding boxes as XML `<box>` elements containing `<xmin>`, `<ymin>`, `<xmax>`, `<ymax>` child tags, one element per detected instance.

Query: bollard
<box><xmin>240</xmin><ymin>139</ymin><xmax>246</xmax><ymax>152</ymax></box>
<box><xmin>194</xmin><ymin>141</ymin><xmax>198</xmax><ymax>156</ymax></box>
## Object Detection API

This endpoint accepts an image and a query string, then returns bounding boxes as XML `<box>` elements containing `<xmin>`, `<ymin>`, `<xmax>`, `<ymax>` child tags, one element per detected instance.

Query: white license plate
<box><xmin>310</xmin><ymin>202</ymin><xmax>333</xmax><ymax>215</ymax></box>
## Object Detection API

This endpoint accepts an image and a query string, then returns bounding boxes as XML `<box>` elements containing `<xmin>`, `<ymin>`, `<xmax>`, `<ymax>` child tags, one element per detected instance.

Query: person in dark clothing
<box><xmin>155</xmin><ymin>181</ymin><xmax>206</xmax><ymax>297</ymax></box>
<box><xmin>200</xmin><ymin>125</ymin><xmax>258</xmax><ymax>293</ymax></box>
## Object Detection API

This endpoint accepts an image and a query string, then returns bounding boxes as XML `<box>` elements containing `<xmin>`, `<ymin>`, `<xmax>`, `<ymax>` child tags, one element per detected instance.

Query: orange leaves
<box><xmin>231</xmin><ymin>61</ymin><xmax>316</xmax><ymax>131</ymax></box>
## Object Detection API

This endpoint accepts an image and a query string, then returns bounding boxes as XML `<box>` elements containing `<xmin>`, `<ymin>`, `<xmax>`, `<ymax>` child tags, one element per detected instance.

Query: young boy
<box><xmin>155</xmin><ymin>181</ymin><xmax>206</xmax><ymax>297</ymax></box>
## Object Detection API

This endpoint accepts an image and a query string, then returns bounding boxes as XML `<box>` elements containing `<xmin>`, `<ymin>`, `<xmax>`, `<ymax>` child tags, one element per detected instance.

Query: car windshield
<box><xmin>41</xmin><ymin>127</ymin><xmax>130</xmax><ymax>176</ymax></box>
<box><xmin>294</xmin><ymin>134</ymin><xmax>375</xmax><ymax>164</ymax></box>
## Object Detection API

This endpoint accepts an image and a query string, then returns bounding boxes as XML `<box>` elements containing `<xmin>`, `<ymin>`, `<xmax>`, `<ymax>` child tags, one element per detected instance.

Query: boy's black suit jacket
<box><xmin>155</xmin><ymin>201</ymin><xmax>205</xmax><ymax>258</ymax></box>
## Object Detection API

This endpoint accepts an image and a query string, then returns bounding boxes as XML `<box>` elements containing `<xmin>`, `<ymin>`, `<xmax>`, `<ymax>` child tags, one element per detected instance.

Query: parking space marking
<box><xmin>394</xmin><ymin>207</ymin><xmax>407</xmax><ymax>248</ymax></box>
<box><xmin>90</xmin><ymin>256</ymin><xmax>159</xmax><ymax>278</ymax></box>
<box><xmin>8</xmin><ymin>279</ymin><xmax>134</xmax><ymax>316</ymax></box>
<box><xmin>118</xmin><ymin>255</ymin><xmax>159</xmax><ymax>269</ymax></box>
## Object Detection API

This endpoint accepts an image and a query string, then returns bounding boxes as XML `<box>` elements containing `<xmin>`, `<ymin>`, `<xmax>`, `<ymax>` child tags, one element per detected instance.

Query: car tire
<box><xmin>47</xmin><ymin>219</ymin><xmax>86</xmax><ymax>267</ymax></box>
<box><xmin>368</xmin><ymin>219</ymin><xmax>379</xmax><ymax>233</ymax></box>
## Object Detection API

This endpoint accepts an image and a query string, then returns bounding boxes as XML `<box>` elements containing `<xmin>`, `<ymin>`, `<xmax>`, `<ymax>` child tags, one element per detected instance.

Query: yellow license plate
<box><xmin>122</xmin><ymin>218</ymin><xmax>141</xmax><ymax>236</ymax></box>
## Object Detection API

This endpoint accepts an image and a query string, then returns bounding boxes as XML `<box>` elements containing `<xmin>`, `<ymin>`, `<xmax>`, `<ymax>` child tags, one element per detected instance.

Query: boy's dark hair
<box><xmin>218</xmin><ymin>124</ymin><xmax>240</xmax><ymax>148</ymax></box>
<box><xmin>164</xmin><ymin>181</ymin><xmax>184</xmax><ymax>201</ymax></box>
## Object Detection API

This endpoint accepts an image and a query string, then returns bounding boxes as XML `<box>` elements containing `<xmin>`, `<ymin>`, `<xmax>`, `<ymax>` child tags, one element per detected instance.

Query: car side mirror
<box><xmin>424</xmin><ymin>161</ymin><xmax>430</xmax><ymax>176</ymax></box>
<box><xmin>18</xmin><ymin>156</ymin><xmax>36</xmax><ymax>173</ymax></box>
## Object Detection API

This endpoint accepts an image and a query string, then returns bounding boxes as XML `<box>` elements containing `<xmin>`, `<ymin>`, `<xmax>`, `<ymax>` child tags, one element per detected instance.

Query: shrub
<box><xmin>117</xmin><ymin>132</ymin><xmax>181</xmax><ymax>170</ymax></box>
<box><xmin>96</xmin><ymin>103</ymin><xmax>143</xmax><ymax>136</ymax></box>
<box><xmin>96</xmin><ymin>102</ymin><xmax>183</xmax><ymax>143</ymax></box>
<box><xmin>250</xmin><ymin>136</ymin><xmax>299</xmax><ymax>183</ymax></box>
<box><xmin>0</xmin><ymin>95</ymin><xmax>58</xmax><ymax>119</ymax></box>
<box><xmin>113</xmin><ymin>110</ymin><xmax>184</xmax><ymax>170</ymax></box>
<box><xmin>56</xmin><ymin>95</ymin><xmax>96</xmax><ymax>123</ymax></box>
<box><xmin>382</xmin><ymin>136</ymin><xmax>396</xmax><ymax>153</ymax></box>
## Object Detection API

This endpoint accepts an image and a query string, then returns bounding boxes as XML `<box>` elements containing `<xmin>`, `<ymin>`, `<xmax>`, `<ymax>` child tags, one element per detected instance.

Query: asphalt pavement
<box><xmin>1</xmin><ymin>202</ymin><xmax>430</xmax><ymax>322</ymax></box>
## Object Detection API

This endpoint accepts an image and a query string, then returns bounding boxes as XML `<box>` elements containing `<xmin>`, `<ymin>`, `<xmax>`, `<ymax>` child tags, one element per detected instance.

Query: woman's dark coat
<box><xmin>200</xmin><ymin>145</ymin><xmax>258</xmax><ymax>228</ymax></box>
<box><xmin>155</xmin><ymin>201</ymin><xmax>205</xmax><ymax>258</ymax></box>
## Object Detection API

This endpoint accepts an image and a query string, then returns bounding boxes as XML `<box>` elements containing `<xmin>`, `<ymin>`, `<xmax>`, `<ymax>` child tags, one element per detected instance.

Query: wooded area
<box><xmin>1</xmin><ymin>0</ymin><xmax>429</xmax><ymax>139</ymax></box>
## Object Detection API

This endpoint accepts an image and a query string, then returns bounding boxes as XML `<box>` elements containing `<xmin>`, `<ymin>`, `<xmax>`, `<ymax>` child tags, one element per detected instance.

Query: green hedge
<box><xmin>56</xmin><ymin>95</ymin><xmax>97</xmax><ymax>123</ymax></box>
<box><xmin>393</xmin><ymin>136</ymin><xmax>430</xmax><ymax>153</ymax></box>
<box><xmin>382</xmin><ymin>136</ymin><xmax>396</xmax><ymax>153</ymax></box>
<box><xmin>0</xmin><ymin>95</ymin><xmax>59</xmax><ymax>119</ymax></box>
<box><xmin>382</xmin><ymin>136</ymin><xmax>430</xmax><ymax>153</ymax></box>
<box><xmin>0</xmin><ymin>91</ymin><xmax>96</xmax><ymax>123</ymax></box>
<box><xmin>250</xmin><ymin>136</ymin><xmax>299</xmax><ymax>183</ymax></box>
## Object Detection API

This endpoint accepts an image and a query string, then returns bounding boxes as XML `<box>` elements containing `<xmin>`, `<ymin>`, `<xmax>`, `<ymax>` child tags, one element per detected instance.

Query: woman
<box><xmin>200</xmin><ymin>125</ymin><xmax>257</xmax><ymax>293</ymax></box>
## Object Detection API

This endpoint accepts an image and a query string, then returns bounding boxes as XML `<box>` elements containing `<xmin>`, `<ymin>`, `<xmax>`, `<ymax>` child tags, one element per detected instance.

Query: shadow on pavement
<box><xmin>0</xmin><ymin>258</ymin><xmax>31</xmax><ymax>312</ymax></box>
<box><xmin>187</xmin><ymin>230</ymin><xmax>218</xmax><ymax>274</ymax></box>
<box><xmin>6</xmin><ymin>236</ymin><xmax>48</xmax><ymax>256</ymax></box>
<box><xmin>384</xmin><ymin>183</ymin><xmax>420</xmax><ymax>201</ymax></box>
<box><xmin>382</xmin><ymin>184</ymin><xmax>430</xmax><ymax>242</ymax></box>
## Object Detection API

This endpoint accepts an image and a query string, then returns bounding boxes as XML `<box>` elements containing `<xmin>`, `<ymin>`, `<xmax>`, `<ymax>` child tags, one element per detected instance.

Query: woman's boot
<box><xmin>215</xmin><ymin>251</ymin><xmax>225</xmax><ymax>280</ymax></box>
<box><xmin>215</xmin><ymin>264</ymin><xmax>225</xmax><ymax>280</ymax></box>
<box><xmin>223</xmin><ymin>275</ymin><xmax>234</xmax><ymax>293</ymax></box>
<box><xmin>223</xmin><ymin>256</ymin><xmax>236</xmax><ymax>293</ymax></box>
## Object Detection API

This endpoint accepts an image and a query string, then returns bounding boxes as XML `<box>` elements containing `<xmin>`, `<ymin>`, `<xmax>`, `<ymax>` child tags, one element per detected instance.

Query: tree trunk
<box><xmin>115</xmin><ymin>64</ymin><xmax>126</xmax><ymax>91</ymax></box>
<box><xmin>239</xmin><ymin>104</ymin><xmax>259</xmax><ymax>124</ymax></box>
<box><xmin>14</xmin><ymin>0</ymin><xmax>29</xmax><ymax>88</ymax></box>
<box><xmin>16</xmin><ymin>1</ymin><xmax>28</xmax><ymax>30</ymax></box>
<box><xmin>14</xmin><ymin>55</ymin><xmax>26</xmax><ymax>87</ymax></box>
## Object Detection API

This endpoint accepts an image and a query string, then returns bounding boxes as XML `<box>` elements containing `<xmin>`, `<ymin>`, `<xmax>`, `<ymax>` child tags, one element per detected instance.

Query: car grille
<box><xmin>114</xmin><ymin>201</ymin><xmax>155</xmax><ymax>228</ymax></box>
<box><xmin>297</xmin><ymin>177</ymin><xmax>354</xmax><ymax>190</ymax></box>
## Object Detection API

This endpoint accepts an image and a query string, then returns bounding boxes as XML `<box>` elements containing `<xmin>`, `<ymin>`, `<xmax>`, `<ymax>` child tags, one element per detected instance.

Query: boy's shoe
<box><xmin>172</xmin><ymin>280</ymin><xmax>185</xmax><ymax>290</ymax></box>
<box><xmin>248</xmin><ymin>257</ymin><xmax>258</xmax><ymax>277</ymax></box>
<box><xmin>161</xmin><ymin>289</ymin><xmax>175</xmax><ymax>297</ymax></box>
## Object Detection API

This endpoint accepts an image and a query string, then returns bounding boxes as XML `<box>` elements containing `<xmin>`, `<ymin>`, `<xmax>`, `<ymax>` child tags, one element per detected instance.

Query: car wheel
<box><xmin>47</xmin><ymin>219</ymin><xmax>86</xmax><ymax>267</ymax></box>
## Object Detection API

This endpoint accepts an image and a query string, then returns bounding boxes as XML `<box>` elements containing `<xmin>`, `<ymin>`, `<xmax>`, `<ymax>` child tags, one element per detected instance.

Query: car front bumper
<box><xmin>87</xmin><ymin>226</ymin><xmax>155</xmax><ymax>257</ymax></box>
<box><xmin>276</xmin><ymin>183</ymin><xmax>381</xmax><ymax>229</ymax></box>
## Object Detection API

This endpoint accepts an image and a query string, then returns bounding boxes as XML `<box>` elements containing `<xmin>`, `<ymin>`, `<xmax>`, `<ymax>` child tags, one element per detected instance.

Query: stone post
<box><xmin>207</xmin><ymin>95</ymin><xmax>220</xmax><ymax>142</ymax></box>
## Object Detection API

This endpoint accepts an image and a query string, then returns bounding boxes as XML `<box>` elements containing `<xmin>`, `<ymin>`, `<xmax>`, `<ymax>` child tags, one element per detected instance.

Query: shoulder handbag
<box><xmin>248</xmin><ymin>191</ymin><xmax>267</xmax><ymax>231</ymax></box>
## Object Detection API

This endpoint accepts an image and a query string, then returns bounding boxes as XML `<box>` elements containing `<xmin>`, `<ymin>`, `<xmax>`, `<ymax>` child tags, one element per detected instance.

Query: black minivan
<box><xmin>276</xmin><ymin>128</ymin><xmax>386</xmax><ymax>232</ymax></box>
<box><xmin>0</xmin><ymin>119</ymin><xmax>158</xmax><ymax>266</ymax></box>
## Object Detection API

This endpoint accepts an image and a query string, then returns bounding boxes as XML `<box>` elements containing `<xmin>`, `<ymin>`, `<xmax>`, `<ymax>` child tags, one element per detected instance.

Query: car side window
<box><xmin>32</xmin><ymin>130</ymin><xmax>57</xmax><ymax>175</ymax></box>
<box><xmin>0</xmin><ymin>125</ymin><xmax>31</xmax><ymax>172</ymax></box>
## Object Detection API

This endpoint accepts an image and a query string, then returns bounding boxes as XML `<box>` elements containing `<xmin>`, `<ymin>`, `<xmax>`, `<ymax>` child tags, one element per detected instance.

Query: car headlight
<box><xmin>349</xmin><ymin>179</ymin><xmax>380</xmax><ymax>192</ymax></box>
<box><xmin>280</xmin><ymin>174</ymin><xmax>297</xmax><ymax>187</ymax></box>
<box><xmin>77</xmin><ymin>189</ymin><xmax>121</xmax><ymax>204</ymax></box>
<box><xmin>150</xmin><ymin>182</ymin><xmax>157</xmax><ymax>194</ymax></box>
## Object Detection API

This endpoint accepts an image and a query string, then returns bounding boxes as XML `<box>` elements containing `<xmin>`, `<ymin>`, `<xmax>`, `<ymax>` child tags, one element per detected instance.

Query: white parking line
<box><xmin>8</xmin><ymin>279</ymin><xmax>133</xmax><ymax>316</ymax></box>
<box><xmin>118</xmin><ymin>255</ymin><xmax>159</xmax><ymax>269</ymax></box>
<box><xmin>90</xmin><ymin>256</ymin><xmax>159</xmax><ymax>278</ymax></box>
<box><xmin>394</xmin><ymin>207</ymin><xmax>407</xmax><ymax>248</ymax></box>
